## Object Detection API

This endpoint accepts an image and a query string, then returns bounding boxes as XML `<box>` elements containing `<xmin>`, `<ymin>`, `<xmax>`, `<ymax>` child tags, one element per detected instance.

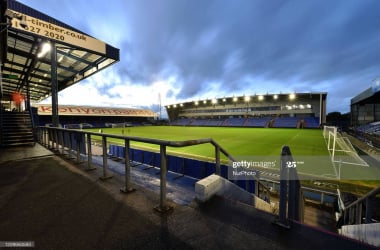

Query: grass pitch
<box><xmin>86</xmin><ymin>126</ymin><xmax>380</xmax><ymax>185</ymax></box>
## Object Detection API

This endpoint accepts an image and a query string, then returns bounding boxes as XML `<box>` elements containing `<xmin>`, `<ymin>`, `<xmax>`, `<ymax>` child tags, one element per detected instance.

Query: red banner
<box><xmin>34</xmin><ymin>104</ymin><xmax>157</xmax><ymax>117</ymax></box>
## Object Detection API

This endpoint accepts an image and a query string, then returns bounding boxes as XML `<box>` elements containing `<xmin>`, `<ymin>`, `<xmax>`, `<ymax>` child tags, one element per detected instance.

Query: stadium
<box><xmin>166</xmin><ymin>92</ymin><xmax>327</xmax><ymax>128</ymax></box>
<box><xmin>0</xmin><ymin>0</ymin><xmax>379</xmax><ymax>249</ymax></box>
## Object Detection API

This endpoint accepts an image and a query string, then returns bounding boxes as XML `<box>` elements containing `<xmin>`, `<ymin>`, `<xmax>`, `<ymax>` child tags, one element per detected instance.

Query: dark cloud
<box><xmin>21</xmin><ymin>0</ymin><xmax>380</xmax><ymax>112</ymax></box>
<box><xmin>116</xmin><ymin>0</ymin><xmax>380</xmax><ymax>109</ymax></box>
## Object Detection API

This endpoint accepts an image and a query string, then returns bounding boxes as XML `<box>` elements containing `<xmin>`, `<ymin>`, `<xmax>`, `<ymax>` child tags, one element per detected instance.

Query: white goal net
<box><xmin>323</xmin><ymin>126</ymin><xmax>368</xmax><ymax>167</ymax></box>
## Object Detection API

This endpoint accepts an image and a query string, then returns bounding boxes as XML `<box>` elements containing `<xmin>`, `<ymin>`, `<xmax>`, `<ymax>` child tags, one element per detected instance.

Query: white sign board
<box><xmin>8</xmin><ymin>9</ymin><xmax>106</xmax><ymax>54</ymax></box>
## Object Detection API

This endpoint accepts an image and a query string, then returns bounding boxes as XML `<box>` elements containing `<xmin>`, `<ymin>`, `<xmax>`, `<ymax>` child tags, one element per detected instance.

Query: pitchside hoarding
<box><xmin>34</xmin><ymin>104</ymin><xmax>157</xmax><ymax>118</ymax></box>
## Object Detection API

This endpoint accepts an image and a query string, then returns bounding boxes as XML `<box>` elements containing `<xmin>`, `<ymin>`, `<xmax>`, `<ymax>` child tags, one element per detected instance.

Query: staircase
<box><xmin>1</xmin><ymin>111</ymin><xmax>35</xmax><ymax>147</ymax></box>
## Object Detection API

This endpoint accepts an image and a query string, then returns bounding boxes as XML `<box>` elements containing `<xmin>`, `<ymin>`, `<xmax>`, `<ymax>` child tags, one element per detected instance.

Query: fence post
<box><xmin>53</xmin><ymin>129</ymin><xmax>58</xmax><ymax>150</ymax></box>
<box><xmin>68</xmin><ymin>131</ymin><xmax>73</xmax><ymax>159</ymax></box>
<box><xmin>76</xmin><ymin>132</ymin><xmax>81</xmax><ymax>163</ymax></box>
<box><xmin>275</xmin><ymin>145</ymin><xmax>291</xmax><ymax>228</ymax></box>
<box><xmin>100</xmin><ymin>135</ymin><xmax>113</xmax><ymax>180</ymax></box>
<box><xmin>42</xmin><ymin>128</ymin><xmax>46</xmax><ymax>146</ymax></box>
<box><xmin>59</xmin><ymin>130</ymin><xmax>64</xmax><ymax>155</ymax></box>
<box><xmin>365</xmin><ymin>197</ymin><xmax>373</xmax><ymax>223</ymax></box>
<box><xmin>321</xmin><ymin>192</ymin><xmax>325</xmax><ymax>205</ymax></box>
<box><xmin>85</xmin><ymin>134</ymin><xmax>96</xmax><ymax>171</ymax></box>
<box><xmin>215</xmin><ymin>145</ymin><xmax>221</xmax><ymax>175</ymax></box>
<box><xmin>155</xmin><ymin>145</ymin><xmax>172</xmax><ymax>213</ymax></box>
<box><xmin>120</xmin><ymin>139</ymin><xmax>135</xmax><ymax>193</ymax></box>
<box><xmin>355</xmin><ymin>203</ymin><xmax>362</xmax><ymax>224</ymax></box>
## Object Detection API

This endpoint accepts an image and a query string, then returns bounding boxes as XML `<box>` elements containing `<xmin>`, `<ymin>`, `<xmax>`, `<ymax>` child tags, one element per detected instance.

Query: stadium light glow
<box><xmin>307</xmin><ymin>104</ymin><xmax>311</xmax><ymax>108</ymax></box>
<box><xmin>244</xmin><ymin>96</ymin><xmax>251</xmax><ymax>102</ymax></box>
<box><xmin>258</xmin><ymin>95</ymin><xmax>264</xmax><ymax>101</ymax></box>
<box><xmin>233</xmin><ymin>96</ymin><xmax>238</xmax><ymax>102</ymax></box>
<box><xmin>173</xmin><ymin>104</ymin><xmax>177</xmax><ymax>108</ymax></box>
<box><xmin>289</xmin><ymin>93</ymin><xmax>296</xmax><ymax>100</ymax></box>
<box><xmin>194</xmin><ymin>101</ymin><xmax>199</xmax><ymax>105</ymax></box>
<box><xmin>180</xmin><ymin>103</ymin><xmax>183</xmax><ymax>107</ymax></box>
<box><xmin>37</xmin><ymin>42</ymin><xmax>51</xmax><ymax>58</ymax></box>
<box><xmin>222</xmin><ymin>98</ymin><xmax>226</xmax><ymax>102</ymax></box>
<box><xmin>212</xmin><ymin>98</ymin><xmax>218</xmax><ymax>104</ymax></box>
<box><xmin>203</xmin><ymin>100</ymin><xmax>207</xmax><ymax>104</ymax></box>
<box><xmin>273</xmin><ymin>94</ymin><xmax>278</xmax><ymax>100</ymax></box>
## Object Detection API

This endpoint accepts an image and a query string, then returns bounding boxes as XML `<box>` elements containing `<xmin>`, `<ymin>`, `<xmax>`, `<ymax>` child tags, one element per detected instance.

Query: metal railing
<box><xmin>339</xmin><ymin>186</ymin><xmax>380</xmax><ymax>225</ymax></box>
<box><xmin>38</xmin><ymin>126</ymin><xmax>267</xmax><ymax>212</ymax></box>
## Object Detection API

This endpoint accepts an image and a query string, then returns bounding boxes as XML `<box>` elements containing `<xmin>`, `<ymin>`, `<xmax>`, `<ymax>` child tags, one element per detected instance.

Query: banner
<box><xmin>8</xmin><ymin>9</ymin><xmax>106</xmax><ymax>54</ymax></box>
<box><xmin>34</xmin><ymin>104</ymin><xmax>157</xmax><ymax>117</ymax></box>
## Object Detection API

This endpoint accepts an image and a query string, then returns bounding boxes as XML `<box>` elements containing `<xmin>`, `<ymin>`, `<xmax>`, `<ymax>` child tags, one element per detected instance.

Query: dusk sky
<box><xmin>20</xmin><ymin>0</ymin><xmax>380</xmax><ymax>115</ymax></box>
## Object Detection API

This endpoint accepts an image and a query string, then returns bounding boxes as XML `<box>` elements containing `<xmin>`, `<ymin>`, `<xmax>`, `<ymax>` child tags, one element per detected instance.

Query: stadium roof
<box><xmin>351</xmin><ymin>83</ymin><xmax>380</xmax><ymax>105</ymax></box>
<box><xmin>0</xmin><ymin>0</ymin><xmax>119</xmax><ymax>102</ymax></box>
<box><xmin>33</xmin><ymin>104</ymin><xmax>157</xmax><ymax>118</ymax></box>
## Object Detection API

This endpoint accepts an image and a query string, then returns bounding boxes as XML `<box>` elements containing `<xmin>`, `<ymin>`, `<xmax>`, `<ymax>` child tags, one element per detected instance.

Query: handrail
<box><xmin>339</xmin><ymin>185</ymin><xmax>380</xmax><ymax>225</ymax></box>
<box><xmin>37</xmin><ymin>126</ymin><xmax>267</xmax><ymax>212</ymax></box>
<box><xmin>344</xmin><ymin>186</ymin><xmax>380</xmax><ymax>210</ymax></box>
<box><xmin>42</xmin><ymin>126</ymin><xmax>236</xmax><ymax>161</ymax></box>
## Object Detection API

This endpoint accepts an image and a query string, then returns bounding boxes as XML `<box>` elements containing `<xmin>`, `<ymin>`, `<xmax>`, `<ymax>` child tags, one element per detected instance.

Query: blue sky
<box><xmin>20</xmin><ymin>0</ymin><xmax>380</xmax><ymax>115</ymax></box>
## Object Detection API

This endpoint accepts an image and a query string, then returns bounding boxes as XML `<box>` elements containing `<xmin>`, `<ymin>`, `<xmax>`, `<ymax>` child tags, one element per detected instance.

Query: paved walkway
<box><xmin>0</xmin><ymin>144</ymin><xmax>376</xmax><ymax>249</ymax></box>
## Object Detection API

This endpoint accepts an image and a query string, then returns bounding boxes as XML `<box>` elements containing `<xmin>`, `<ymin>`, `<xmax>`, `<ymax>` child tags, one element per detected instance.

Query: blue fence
<box><xmin>108</xmin><ymin>144</ymin><xmax>256</xmax><ymax>194</ymax></box>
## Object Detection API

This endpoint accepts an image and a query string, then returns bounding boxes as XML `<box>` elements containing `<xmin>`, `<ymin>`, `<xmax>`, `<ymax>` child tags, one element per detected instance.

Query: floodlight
<box><xmin>273</xmin><ymin>94</ymin><xmax>278</xmax><ymax>100</ymax></box>
<box><xmin>37</xmin><ymin>42</ymin><xmax>52</xmax><ymax>58</ymax></box>
<box><xmin>203</xmin><ymin>100</ymin><xmax>207</xmax><ymax>104</ymax></box>
<box><xmin>194</xmin><ymin>101</ymin><xmax>199</xmax><ymax>105</ymax></box>
<box><xmin>258</xmin><ymin>95</ymin><xmax>264</xmax><ymax>101</ymax></box>
<box><xmin>233</xmin><ymin>96</ymin><xmax>238</xmax><ymax>102</ymax></box>
<box><xmin>222</xmin><ymin>98</ymin><xmax>226</xmax><ymax>102</ymax></box>
<box><xmin>212</xmin><ymin>98</ymin><xmax>217</xmax><ymax>104</ymax></box>
<box><xmin>244</xmin><ymin>96</ymin><xmax>251</xmax><ymax>102</ymax></box>
<box><xmin>289</xmin><ymin>93</ymin><xmax>296</xmax><ymax>100</ymax></box>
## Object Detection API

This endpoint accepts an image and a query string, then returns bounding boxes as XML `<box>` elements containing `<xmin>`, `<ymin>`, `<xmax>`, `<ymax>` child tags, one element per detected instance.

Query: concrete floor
<box><xmin>0</xmin><ymin>144</ymin><xmax>376</xmax><ymax>249</ymax></box>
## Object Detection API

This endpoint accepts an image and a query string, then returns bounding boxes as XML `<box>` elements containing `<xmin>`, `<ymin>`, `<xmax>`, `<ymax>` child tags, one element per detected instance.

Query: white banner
<box><xmin>8</xmin><ymin>9</ymin><xmax>106</xmax><ymax>54</ymax></box>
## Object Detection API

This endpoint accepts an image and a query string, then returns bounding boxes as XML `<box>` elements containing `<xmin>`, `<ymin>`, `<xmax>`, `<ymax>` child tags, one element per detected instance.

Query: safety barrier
<box><xmin>37</xmin><ymin>126</ymin><xmax>264</xmax><ymax>212</ymax></box>
<box><xmin>338</xmin><ymin>186</ymin><xmax>380</xmax><ymax>226</ymax></box>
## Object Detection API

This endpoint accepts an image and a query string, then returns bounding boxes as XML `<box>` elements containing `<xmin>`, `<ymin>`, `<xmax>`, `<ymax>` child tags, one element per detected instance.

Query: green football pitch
<box><xmin>86</xmin><ymin>126</ymin><xmax>380</xmax><ymax>182</ymax></box>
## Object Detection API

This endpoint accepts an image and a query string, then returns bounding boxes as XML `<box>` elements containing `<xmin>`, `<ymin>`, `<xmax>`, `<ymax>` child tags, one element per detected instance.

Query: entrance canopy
<box><xmin>0</xmin><ymin>0</ymin><xmax>119</xmax><ymax>102</ymax></box>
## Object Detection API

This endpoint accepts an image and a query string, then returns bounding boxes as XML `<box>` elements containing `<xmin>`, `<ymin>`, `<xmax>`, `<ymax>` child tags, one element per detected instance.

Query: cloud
<box><xmin>22</xmin><ymin>0</ymin><xmax>380</xmax><ymax>113</ymax></box>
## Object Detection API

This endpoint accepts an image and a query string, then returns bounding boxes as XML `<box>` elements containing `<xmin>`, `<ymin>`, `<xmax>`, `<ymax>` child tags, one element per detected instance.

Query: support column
<box><xmin>51</xmin><ymin>41</ymin><xmax>59</xmax><ymax>127</ymax></box>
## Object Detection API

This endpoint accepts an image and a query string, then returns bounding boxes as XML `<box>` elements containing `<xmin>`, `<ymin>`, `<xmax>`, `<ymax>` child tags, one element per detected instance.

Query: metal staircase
<box><xmin>1</xmin><ymin>111</ymin><xmax>35</xmax><ymax>147</ymax></box>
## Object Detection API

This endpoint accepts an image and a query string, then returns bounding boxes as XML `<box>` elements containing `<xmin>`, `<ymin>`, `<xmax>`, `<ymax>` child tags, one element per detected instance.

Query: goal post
<box><xmin>323</xmin><ymin>125</ymin><xmax>369</xmax><ymax>169</ymax></box>
<box><xmin>323</xmin><ymin>126</ymin><xmax>338</xmax><ymax>159</ymax></box>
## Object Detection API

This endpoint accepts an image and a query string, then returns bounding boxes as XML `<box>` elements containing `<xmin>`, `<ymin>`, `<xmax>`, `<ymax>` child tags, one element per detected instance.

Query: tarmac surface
<box><xmin>0</xmin><ymin>144</ymin><xmax>376</xmax><ymax>249</ymax></box>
